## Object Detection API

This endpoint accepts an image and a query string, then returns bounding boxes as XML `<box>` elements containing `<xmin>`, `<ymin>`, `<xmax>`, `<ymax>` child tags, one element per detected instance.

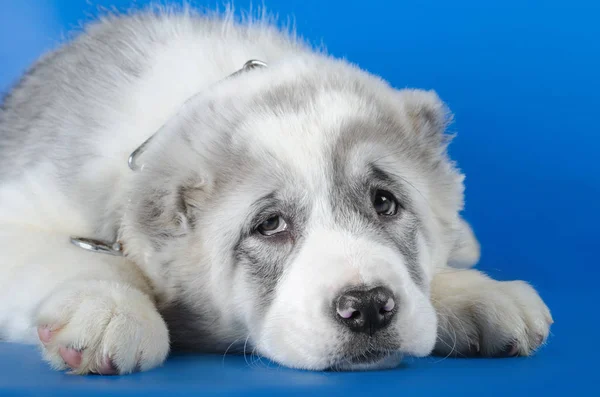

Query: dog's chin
<box><xmin>328</xmin><ymin>351</ymin><xmax>403</xmax><ymax>371</ymax></box>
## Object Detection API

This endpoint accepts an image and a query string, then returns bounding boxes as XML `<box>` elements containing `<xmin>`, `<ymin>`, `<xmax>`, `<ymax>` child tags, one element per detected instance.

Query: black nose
<box><xmin>335</xmin><ymin>286</ymin><xmax>396</xmax><ymax>336</ymax></box>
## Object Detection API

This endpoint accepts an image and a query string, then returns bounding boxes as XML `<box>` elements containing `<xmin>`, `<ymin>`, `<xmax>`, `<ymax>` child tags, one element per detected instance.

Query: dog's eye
<box><xmin>257</xmin><ymin>215</ymin><xmax>288</xmax><ymax>236</ymax></box>
<box><xmin>373</xmin><ymin>190</ymin><xmax>399</xmax><ymax>216</ymax></box>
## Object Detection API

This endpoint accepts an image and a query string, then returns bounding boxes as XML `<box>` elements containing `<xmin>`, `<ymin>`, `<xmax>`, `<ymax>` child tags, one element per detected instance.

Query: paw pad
<box><xmin>58</xmin><ymin>346</ymin><xmax>83</xmax><ymax>368</ymax></box>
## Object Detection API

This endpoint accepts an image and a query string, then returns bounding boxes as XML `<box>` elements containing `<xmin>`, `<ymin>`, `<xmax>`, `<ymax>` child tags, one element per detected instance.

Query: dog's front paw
<box><xmin>433</xmin><ymin>274</ymin><xmax>553</xmax><ymax>358</ymax></box>
<box><xmin>35</xmin><ymin>280</ymin><xmax>169</xmax><ymax>374</ymax></box>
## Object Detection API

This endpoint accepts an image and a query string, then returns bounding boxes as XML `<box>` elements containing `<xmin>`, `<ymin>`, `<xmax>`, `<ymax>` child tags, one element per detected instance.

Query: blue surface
<box><xmin>1</xmin><ymin>0</ymin><xmax>599</xmax><ymax>395</ymax></box>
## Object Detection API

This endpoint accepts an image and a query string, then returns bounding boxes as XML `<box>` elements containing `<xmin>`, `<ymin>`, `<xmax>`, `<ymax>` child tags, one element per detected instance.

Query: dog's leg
<box><xmin>431</xmin><ymin>267</ymin><xmax>553</xmax><ymax>357</ymax></box>
<box><xmin>0</xmin><ymin>225</ymin><xmax>170</xmax><ymax>374</ymax></box>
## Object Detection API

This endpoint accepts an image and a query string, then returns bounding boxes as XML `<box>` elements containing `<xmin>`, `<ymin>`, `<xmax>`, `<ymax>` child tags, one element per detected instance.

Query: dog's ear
<box><xmin>397</xmin><ymin>89</ymin><xmax>453</xmax><ymax>148</ymax></box>
<box><xmin>120</xmin><ymin>171</ymin><xmax>208</xmax><ymax>261</ymax></box>
<box><xmin>119</xmin><ymin>125</ymin><xmax>215</xmax><ymax>262</ymax></box>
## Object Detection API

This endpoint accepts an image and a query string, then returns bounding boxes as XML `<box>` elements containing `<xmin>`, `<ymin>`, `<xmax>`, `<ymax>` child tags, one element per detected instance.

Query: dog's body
<box><xmin>0</xmin><ymin>9</ymin><xmax>552</xmax><ymax>374</ymax></box>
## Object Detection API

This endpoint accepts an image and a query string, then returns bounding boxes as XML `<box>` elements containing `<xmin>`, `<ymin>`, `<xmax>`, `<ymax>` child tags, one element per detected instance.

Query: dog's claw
<box><xmin>95</xmin><ymin>357</ymin><xmax>118</xmax><ymax>375</ymax></box>
<box><xmin>467</xmin><ymin>343</ymin><xmax>480</xmax><ymax>356</ymax></box>
<box><xmin>497</xmin><ymin>343</ymin><xmax>519</xmax><ymax>357</ymax></box>
<box><xmin>536</xmin><ymin>334</ymin><xmax>544</xmax><ymax>345</ymax></box>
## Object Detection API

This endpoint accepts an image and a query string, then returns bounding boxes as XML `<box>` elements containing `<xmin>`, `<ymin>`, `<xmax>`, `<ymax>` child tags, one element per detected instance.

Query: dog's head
<box><xmin>122</xmin><ymin>56</ymin><xmax>472</xmax><ymax>370</ymax></box>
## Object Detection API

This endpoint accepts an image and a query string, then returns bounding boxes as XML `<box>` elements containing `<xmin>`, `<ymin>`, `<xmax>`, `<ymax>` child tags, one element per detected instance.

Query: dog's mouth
<box><xmin>328</xmin><ymin>350</ymin><xmax>403</xmax><ymax>371</ymax></box>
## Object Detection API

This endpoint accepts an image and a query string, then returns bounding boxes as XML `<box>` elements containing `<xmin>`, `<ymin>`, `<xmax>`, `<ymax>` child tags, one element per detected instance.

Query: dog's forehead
<box><xmin>235</xmin><ymin>88</ymin><xmax>405</xmax><ymax>189</ymax></box>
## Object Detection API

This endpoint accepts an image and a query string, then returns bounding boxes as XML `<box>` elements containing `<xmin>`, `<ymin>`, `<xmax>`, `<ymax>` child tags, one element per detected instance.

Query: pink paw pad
<box><xmin>58</xmin><ymin>346</ymin><xmax>83</xmax><ymax>368</ymax></box>
<box><xmin>37</xmin><ymin>326</ymin><xmax>53</xmax><ymax>344</ymax></box>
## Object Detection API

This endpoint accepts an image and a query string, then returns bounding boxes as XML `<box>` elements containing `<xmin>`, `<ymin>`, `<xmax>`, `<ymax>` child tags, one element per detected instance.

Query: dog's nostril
<box><xmin>334</xmin><ymin>286</ymin><xmax>396</xmax><ymax>336</ymax></box>
<box><xmin>337</xmin><ymin>307</ymin><xmax>358</xmax><ymax>319</ymax></box>
<box><xmin>381</xmin><ymin>297</ymin><xmax>395</xmax><ymax>313</ymax></box>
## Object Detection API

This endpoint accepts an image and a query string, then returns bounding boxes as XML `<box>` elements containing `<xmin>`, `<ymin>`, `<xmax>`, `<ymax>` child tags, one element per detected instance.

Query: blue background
<box><xmin>1</xmin><ymin>0</ymin><xmax>598</xmax><ymax>395</ymax></box>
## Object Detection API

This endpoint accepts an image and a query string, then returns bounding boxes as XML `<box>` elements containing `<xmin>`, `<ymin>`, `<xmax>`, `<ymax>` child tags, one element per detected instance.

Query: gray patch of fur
<box><xmin>232</xmin><ymin>191</ymin><xmax>310</xmax><ymax>310</ymax></box>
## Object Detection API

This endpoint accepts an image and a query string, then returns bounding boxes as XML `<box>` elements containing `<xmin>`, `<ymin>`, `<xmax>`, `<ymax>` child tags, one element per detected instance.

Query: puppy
<box><xmin>0</xmin><ymin>8</ymin><xmax>552</xmax><ymax>374</ymax></box>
